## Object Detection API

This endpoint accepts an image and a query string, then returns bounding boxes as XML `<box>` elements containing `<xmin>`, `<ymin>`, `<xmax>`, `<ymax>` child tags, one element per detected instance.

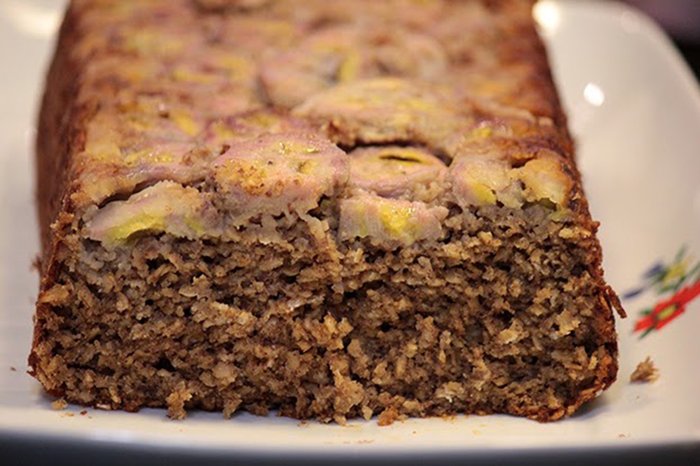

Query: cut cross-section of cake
<box><xmin>30</xmin><ymin>0</ymin><xmax>624</xmax><ymax>424</ymax></box>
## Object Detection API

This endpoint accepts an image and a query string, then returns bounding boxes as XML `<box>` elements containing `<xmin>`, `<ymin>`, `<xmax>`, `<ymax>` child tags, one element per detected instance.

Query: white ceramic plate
<box><xmin>1</xmin><ymin>1</ymin><xmax>699</xmax><ymax>464</ymax></box>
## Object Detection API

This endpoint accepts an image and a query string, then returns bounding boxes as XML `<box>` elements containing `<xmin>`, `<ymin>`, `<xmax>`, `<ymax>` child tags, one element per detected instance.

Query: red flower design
<box><xmin>634</xmin><ymin>279</ymin><xmax>700</xmax><ymax>337</ymax></box>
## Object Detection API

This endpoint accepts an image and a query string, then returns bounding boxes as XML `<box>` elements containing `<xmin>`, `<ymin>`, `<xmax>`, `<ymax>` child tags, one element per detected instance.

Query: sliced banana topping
<box><xmin>261</xmin><ymin>25</ymin><xmax>447</xmax><ymax>108</ymax></box>
<box><xmin>212</xmin><ymin>132</ymin><xmax>348</xmax><ymax>220</ymax></box>
<box><xmin>450</xmin><ymin>153</ymin><xmax>515</xmax><ymax>207</ymax></box>
<box><xmin>203</xmin><ymin>110</ymin><xmax>313</xmax><ymax>151</ymax></box>
<box><xmin>348</xmin><ymin>146</ymin><xmax>447</xmax><ymax>199</ymax></box>
<box><xmin>516</xmin><ymin>152</ymin><xmax>573</xmax><ymax>206</ymax></box>
<box><xmin>72</xmin><ymin>107</ymin><xmax>215</xmax><ymax>207</ymax></box>
<box><xmin>339</xmin><ymin>194</ymin><xmax>448</xmax><ymax>246</ymax></box>
<box><xmin>449</xmin><ymin>150</ymin><xmax>572</xmax><ymax>209</ymax></box>
<box><xmin>215</xmin><ymin>17</ymin><xmax>300</xmax><ymax>56</ymax></box>
<box><xmin>294</xmin><ymin>77</ymin><xmax>466</xmax><ymax>152</ymax></box>
<box><xmin>85</xmin><ymin>181</ymin><xmax>216</xmax><ymax>246</ymax></box>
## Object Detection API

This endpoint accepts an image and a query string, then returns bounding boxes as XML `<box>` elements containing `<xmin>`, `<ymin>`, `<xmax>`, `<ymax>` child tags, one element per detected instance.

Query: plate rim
<box><xmin>2</xmin><ymin>0</ymin><xmax>700</xmax><ymax>460</ymax></box>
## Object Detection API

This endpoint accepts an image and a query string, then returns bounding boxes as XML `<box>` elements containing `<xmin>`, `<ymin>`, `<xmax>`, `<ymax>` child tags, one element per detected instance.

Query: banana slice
<box><xmin>348</xmin><ymin>146</ymin><xmax>447</xmax><ymax>198</ymax></box>
<box><xmin>73</xmin><ymin>107</ymin><xmax>214</xmax><ymax>207</ymax></box>
<box><xmin>261</xmin><ymin>25</ymin><xmax>447</xmax><ymax>108</ymax></box>
<box><xmin>294</xmin><ymin>77</ymin><xmax>465</xmax><ymax>153</ymax></box>
<box><xmin>449</xmin><ymin>149</ymin><xmax>572</xmax><ymax>209</ymax></box>
<box><xmin>516</xmin><ymin>151</ymin><xmax>573</xmax><ymax>206</ymax></box>
<box><xmin>85</xmin><ymin>181</ymin><xmax>217</xmax><ymax>246</ymax></box>
<box><xmin>449</xmin><ymin>153</ymin><xmax>516</xmax><ymax>208</ymax></box>
<box><xmin>212</xmin><ymin>132</ymin><xmax>348</xmax><ymax>221</ymax></box>
<box><xmin>203</xmin><ymin>110</ymin><xmax>312</xmax><ymax>150</ymax></box>
<box><xmin>339</xmin><ymin>193</ymin><xmax>448</xmax><ymax>246</ymax></box>
<box><xmin>214</xmin><ymin>17</ymin><xmax>299</xmax><ymax>56</ymax></box>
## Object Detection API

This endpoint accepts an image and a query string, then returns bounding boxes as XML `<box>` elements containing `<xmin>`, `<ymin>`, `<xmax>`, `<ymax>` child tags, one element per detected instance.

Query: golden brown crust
<box><xmin>35</xmin><ymin>3</ymin><xmax>80</xmax><ymax>264</ymax></box>
<box><xmin>31</xmin><ymin>3</ymin><xmax>85</xmax><ymax>379</ymax></box>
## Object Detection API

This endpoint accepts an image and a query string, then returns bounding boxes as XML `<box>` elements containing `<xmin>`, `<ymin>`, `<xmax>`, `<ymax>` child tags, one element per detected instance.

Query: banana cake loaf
<box><xmin>30</xmin><ymin>0</ymin><xmax>624</xmax><ymax>424</ymax></box>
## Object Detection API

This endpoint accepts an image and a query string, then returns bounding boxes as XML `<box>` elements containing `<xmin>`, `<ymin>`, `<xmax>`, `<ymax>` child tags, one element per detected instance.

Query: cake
<box><xmin>30</xmin><ymin>0</ymin><xmax>624</xmax><ymax>424</ymax></box>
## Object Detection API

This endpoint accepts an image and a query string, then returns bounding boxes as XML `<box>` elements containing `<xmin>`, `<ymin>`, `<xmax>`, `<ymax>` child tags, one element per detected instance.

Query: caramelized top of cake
<box><xmin>68</xmin><ymin>0</ymin><xmax>575</xmax><ymax>246</ymax></box>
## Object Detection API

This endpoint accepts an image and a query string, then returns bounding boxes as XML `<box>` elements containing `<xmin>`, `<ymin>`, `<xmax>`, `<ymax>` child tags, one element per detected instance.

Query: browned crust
<box><xmin>30</xmin><ymin>3</ymin><xmax>81</xmax><ymax>377</ymax></box>
<box><xmin>526</xmin><ymin>19</ymin><xmax>622</xmax><ymax>402</ymax></box>
<box><xmin>35</xmin><ymin>3</ymin><xmax>79</xmax><ymax>264</ymax></box>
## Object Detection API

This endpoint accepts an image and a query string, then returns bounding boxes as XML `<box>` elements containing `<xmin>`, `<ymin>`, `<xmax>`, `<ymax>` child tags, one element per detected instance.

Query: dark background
<box><xmin>622</xmin><ymin>0</ymin><xmax>700</xmax><ymax>80</ymax></box>
<box><xmin>678</xmin><ymin>41</ymin><xmax>700</xmax><ymax>79</ymax></box>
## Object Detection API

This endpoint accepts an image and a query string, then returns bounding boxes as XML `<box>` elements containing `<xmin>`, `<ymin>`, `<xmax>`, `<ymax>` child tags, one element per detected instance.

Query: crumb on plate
<box><xmin>51</xmin><ymin>398</ymin><xmax>68</xmax><ymax>410</ymax></box>
<box><xmin>630</xmin><ymin>356</ymin><xmax>659</xmax><ymax>383</ymax></box>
